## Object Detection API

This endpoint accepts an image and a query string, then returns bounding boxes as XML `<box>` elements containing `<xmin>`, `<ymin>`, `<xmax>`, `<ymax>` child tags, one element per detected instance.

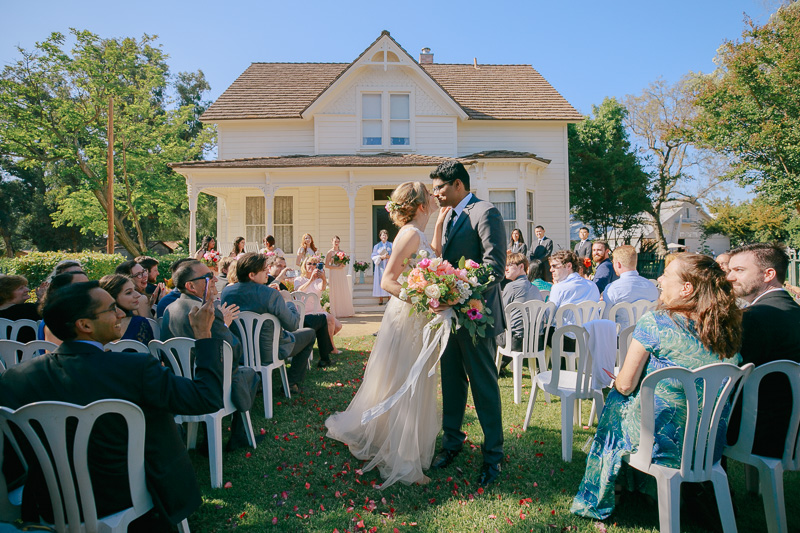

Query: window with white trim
<box><xmin>489</xmin><ymin>190</ymin><xmax>516</xmax><ymax>240</ymax></box>
<box><xmin>245</xmin><ymin>197</ymin><xmax>266</xmax><ymax>245</ymax></box>
<box><xmin>245</xmin><ymin>196</ymin><xmax>293</xmax><ymax>253</ymax></box>
<box><xmin>273</xmin><ymin>196</ymin><xmax>293</xmax><ymax>253</ymax></box>
<box><xmin>361</xmin><ymin>92</ymin><xmax>411</xmax><ymax>148</ymax></box>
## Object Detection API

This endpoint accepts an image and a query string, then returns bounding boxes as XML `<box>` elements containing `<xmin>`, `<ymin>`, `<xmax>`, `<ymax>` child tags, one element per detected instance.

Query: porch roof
<box><xmin>169</xmin><ymin>150</ymin><xmax>550</xmax><ymax>169</ymax></box>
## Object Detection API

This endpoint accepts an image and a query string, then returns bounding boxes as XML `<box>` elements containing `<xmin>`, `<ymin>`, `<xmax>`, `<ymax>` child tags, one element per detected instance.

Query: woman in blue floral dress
<box><xmin>571</xmin><ymin>253</ymin><xmax>742</xmax><ymax>520</ymax></box>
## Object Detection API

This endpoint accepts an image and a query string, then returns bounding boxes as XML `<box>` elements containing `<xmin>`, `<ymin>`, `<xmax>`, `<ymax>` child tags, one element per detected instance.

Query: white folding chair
<box><xmin>104</xmin><ymin>339</ymin><xmax>149</xmax><ymax>353</ymax></box>
<box><xmin>0</xmin><ymin>416</ymin><xmax>24</xmax><ymax>522</ymax></box>
<box><xmin>0</xmin><ymin>319</ymin><xmax>38</xmax><ymax>342</ymax></box>
<box><xmin>145</xmin><ymin>317</ymin><xmax>160</xmax><ymax>341</ymax></box>
<box><xmin>495</xmin><ymin>300</ymin><xmax>555</xmax><ymax>404</ymax></box>
<box><xmin>553</xmin><ymin>301</ymin><xmax>605</xmax><ymax>370</ymax></box>
<box><xmin>539</xmin><ymin>290</ymin><xmax>550</xmax><ymax>302</ymax></box>
<box><xmin>148</xmin><ymin>337</ymin><xmax>193</xmax><ymax>374</ymax></box>
<box><xmin>156</xmin><ymin>339</ymin><xmax>258</xmax><ymax>489</ymax></box>
<box><xmin>523</xmin><ymin>325</ymin><xmax>605</xmax><ymax>462</ymax></box>
<box><xmin>723</xmin><ymin>360</ymin><xmax>800</xmax><ymax>533</ymax></box>
<box><xmin>0</xmin><ymin>399</ymin><xmax>190</xmax><ymax>533</ymax></box>
<box><xmin>624</xmin><ymin>362</ymin><xmax>754</xmax><ymax>533</ymax></box>
<box><xmin>232</xmin><ymin>312</ymin><xmax>291</xmax><ymax>419</ymax></box>
<box><xmin>0</xmin><ymin>340</ymin><xmax>56</xmax><ymax>372</ymax></box>
<box><xmin>279</xmin><ymin>290</ymin><xmax>292</xmax><ymax>302</ymax></box>
<box><xmin>291</xmin><ymin>291</ymin><xmax>321</xmax><ymax>314</ymax></box>
<box><xmin>604</xmin><ymin>299</ymin><xmax>656</xmax><ymax>332</ymax></box>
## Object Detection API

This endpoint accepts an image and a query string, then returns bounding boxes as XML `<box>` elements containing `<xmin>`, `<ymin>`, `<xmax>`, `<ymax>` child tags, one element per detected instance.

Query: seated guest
<box><xmin>548</xmin><ymin>250</ymin><xmax>600</xmax><ymax>350</ymax></box>
<box><xmin>726</xmin><ymin>242</ymin><xmax>800</xmax><ymax>458</ymax></box>
<box><xmin>222</xmin><ymin>253</ymin><xmax>314</xmax><ymax>392</ymax></box>
<box><xmin>0</xmin><ymin>275</ymin><xmax>40</xmax><ymax>342</ymax></box>
<box><xmin>116</xmin><ymin>260</ymin><xmax>153</xmax><ymax>318</ymax></box>
<box><xmin>37</xmin><ymin>271</ymin><xmax>90</xmax><ymax>344</ymax></box>
<box><xmin>602</xmin><ymin>245</ymin><xmax>659</xmax><ymax>329</ymax></box>
<box><xmin>497</xmin><ymin>253</ymin><xmax>543</xmax><ymax>371</ymax></box>
<box><xmin>0</xmin><ymin>282</ymin><xmax>224</xmax><ymax>530</ymax></box>
<box><xmin>47</xmin><ymin>259</ymin><xmax>83</xmax><ymax>281</ymax></box>
<box><xmin>296</xmin><ymin>256</ymin><xmax>343</xmax><ymax>354</ymax></box>
<box><xmin>262</xmin><ymin>234</ymin><xmax>284</xmax><ymax>257</ymax></box>
<box><xmin>135</xmin><ymin>255</ymin><xmax>165</xmax><ymax>298</ymax></box>
<box><xmin>161</xmin><ymin>260</ymin><xmax>241</xmax><ymax>361</ymax></box>
<box><xmin>267</xmin><ymin>255</ymin><xmax>335</xmax><ymax>367</ymax></box>
<box><xmin>156</xmin><ymin>258</ymin><xmax>195</xmax><ymax>318</ymax></box>
<box><xmin>217</xmin><ymin>256</ymin><xmax>236</xmax><ymax>293</ymax></box>
<box><xmin>99</xmin><ymin>274</ymin><xmax>155</xmax><ymax>344</ymax></box>
<box><xmin>527</xmin><ymin>259</ymin><xmax>552</xmax><ymax>293</ymax></box>
<box><xmin>571</xmin><ymin>253</ymin><xmax>742</xmax><ymax>520</ymax></box>
<box><xmin>230</xmin><ymin>236</ymin><xmax>246</xmax><ymax>258</ymax></box>
<box><xmin>591</xmin><ymin>240</ymin><xmax>618</xmax><ymax>293</ymax></box>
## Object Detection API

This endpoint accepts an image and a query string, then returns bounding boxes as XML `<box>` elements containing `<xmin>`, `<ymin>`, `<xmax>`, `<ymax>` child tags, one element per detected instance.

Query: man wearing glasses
<box><xmin>547</xmin><ymin>250</ymin><xmax>600</xmax><ymax>350</ymax></box>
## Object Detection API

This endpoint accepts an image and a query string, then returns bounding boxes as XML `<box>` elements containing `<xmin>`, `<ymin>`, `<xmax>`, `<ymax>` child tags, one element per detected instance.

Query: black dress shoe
<box><xmin>477</xmin><ymin>462</ymin><xmax>502</xmax><ymax>487</ymax></box>
<box><xmin>431</xmin><ymin>449</ymin><xmax>460</xmax><ymax>470</ymax></box>
<box><xmin>317</xmin><ymin>360</ymin><xmax>334</xmax><ymax>368</ymax></box>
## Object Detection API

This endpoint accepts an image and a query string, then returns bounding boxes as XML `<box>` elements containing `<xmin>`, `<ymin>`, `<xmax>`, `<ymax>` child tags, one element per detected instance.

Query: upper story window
<box><xmin>361</xmin><ymin>92</ymin><xmax>411</xmax><ymax>149</ymax></box>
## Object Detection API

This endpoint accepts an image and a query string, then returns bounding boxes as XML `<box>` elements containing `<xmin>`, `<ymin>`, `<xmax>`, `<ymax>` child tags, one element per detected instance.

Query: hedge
<box><xmin>0</xmin><ymin>252</ymin><xmax>129</xmax><ymax>288</ymax></box>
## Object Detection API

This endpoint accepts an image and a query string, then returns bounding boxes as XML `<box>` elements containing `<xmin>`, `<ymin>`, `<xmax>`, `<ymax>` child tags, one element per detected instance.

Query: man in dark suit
<box><xmin>726</xmin><ymin>242</ymin><xmax>800</xmax><ymax>458</ymax></box>
<box><xmin>530</xmin><ymin>225</ymin><xmax>554</xmax><ymax>261</ymax></box>
<box><xmin>573</xmin><ymin>227</ymin><xmax>591</xmax><ymax>259</ymax></box>
<box><xmin>0</xmin><ymin>282</ymin><xmax>224</xmax><ymax>531</ymax></box>
<box><xmin>591</xmin><ymin>240</ymin><xmax>618</xmax><ymax>293</ymax></box>
<box><xmin>430</xmin><ymin>160</ymin><xmax>506</xmax><ymax>487</ymax></box>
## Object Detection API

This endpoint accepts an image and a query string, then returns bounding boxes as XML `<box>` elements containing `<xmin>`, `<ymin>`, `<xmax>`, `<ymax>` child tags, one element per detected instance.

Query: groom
<box><xmin>430</xmin><ymin>160</ymin><xmax>507</xmax><ymax>487</ymax></box>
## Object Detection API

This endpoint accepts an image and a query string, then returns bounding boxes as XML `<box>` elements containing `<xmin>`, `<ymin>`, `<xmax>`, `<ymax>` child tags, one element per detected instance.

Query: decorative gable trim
<box><xmin>301</xmin><ymin>31</ymin><xmax>468</xmax><ymax>121</ymax></box>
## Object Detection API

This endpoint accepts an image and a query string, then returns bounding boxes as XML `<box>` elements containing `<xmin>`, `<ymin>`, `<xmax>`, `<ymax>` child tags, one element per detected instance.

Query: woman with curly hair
<box><xmin>295</xmin><ymin>233</ymin><xmax>317</xmax><ymax>268</ymax></box>
<box><xmin>571</xmin><ymin>253</ymin><xmax>742</xmax><ymax>520</ymax></box>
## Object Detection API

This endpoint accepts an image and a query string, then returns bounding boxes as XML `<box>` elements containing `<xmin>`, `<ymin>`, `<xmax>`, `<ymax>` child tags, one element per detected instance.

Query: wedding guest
<box><xmin>296</xmin><ymin>256</ymin><xmax>342</xmax><ymax>354</ymax></box>
<box><xmin>574</xmin><ymin>227</ymin><xmax>592</xmax><ymax>259</ymax></box>
<box><xmin>99</xmin><ymin>274</ymin><xmax>155</xmax><ymax>344</ymax></box>
<box><xmin>602</xmin><ymin>245</ymin><xmax>659</xmax><ymax>329</ymax></box>
<box><xmin>295</xmin><ymin>233</ymin><xmax>317</xmax><ymax>267</ymax></box>
<box><xmin>547</xmin><ymin>250</ymin><xmax>600</xmax><ymax>350</ymax></box>
<box><xmin>0</xmin><ymin>275</ymin><xmax>40</xmax><ymax>342</ymax></box>
<box><xmin>230</xmin><ymin>236</ymin><xmax>246</xmax><ymax>257</ymax></box>
<box><xmin>527</xmin><ymin>259</ymin><xmax>552</xmax><ymax>293</ymax></box>
<box><xmin>37</xmin><ymin>271</ymin><xmax>90</xmax><ymax>345</ymax></box>
<box><xmin>48</xmin><ymin>259</ymin><xmax>84</xmax><ymax>281</ymax></box>
<box><xmin>715</xmin><ymin>252</ymin><xmax>731</xmax><ymax>273</ymax></box>
<box><xmin>571</xmin><ymin>253</ymin><xmax>742</xmax><ymax>520</ymax></box>
<box><xmin>371</xmin><ymin>229</ymin><xmax>392</xmax><ymax>305</ymax></box>
<box><xmin>115</xmin><ymin>260</ymin><xmax>153</xmax><ymax>318</ymax></box>
<box><xmin>530</xmin><ymin>225</ymin><xmax>553</xmax><ymax>261</ymax></box>
<box><xmin>217</xmin><ymin>256</ymin><xmax>236</xmax><ymax>293</ymax></box>
<box><xmin>507</xmin><ymin>228</ymin><xmax>527</xmax><ymax>256</ymax></box>
<box><xmin>262</xmin><ymin>235</ymin><xmax>284</xmax><ymax>257</ymax></box>
<box><xmin>135</xmin><ymin>255</ymin><xmax>161</xmax><ymax>294</ymax></box>
<box><xmin>325</xmin><ymin>236</ymin><xmax>354</xmax><ymax>318</ymax></box>
<box><xmin>497</xmin><ymin>253</ymin><xmax>542</xmax><ymax>372</ymax></box>
<box><xmin>591</xmin><ymin>240</ymin><xmax>618</xmax><ymax>293</ymax></box>
<box><xmin>194</xmin><ymin>235</ymin><xmax>217</xmax><ymax>260</ymax></box>
<box><xmin>156</xmin><ymin>258</ymin><xmax>196</xmax><ymax>318</ymax></box>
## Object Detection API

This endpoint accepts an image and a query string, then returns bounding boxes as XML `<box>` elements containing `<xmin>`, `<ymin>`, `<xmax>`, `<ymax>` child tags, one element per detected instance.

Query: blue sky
<box><xmin>1</xmin><ymin>0</ymin><xmax>776</xmax><ymax>200</ymax></box>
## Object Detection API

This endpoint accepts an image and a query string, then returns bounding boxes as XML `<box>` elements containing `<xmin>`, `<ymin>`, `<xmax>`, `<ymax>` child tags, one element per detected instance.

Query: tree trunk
<box><xmin>648</xmin><ymin>205</ymin><xmax>669</xmax><ymax>255</ymax></box>
<box><xmin>1</xmin><ymin>231</ymin><xmax>14</xmax><ymax>258</ymax></box>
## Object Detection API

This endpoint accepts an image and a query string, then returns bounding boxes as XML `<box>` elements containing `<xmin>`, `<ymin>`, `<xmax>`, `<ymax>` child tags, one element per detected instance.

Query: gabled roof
<box><xmin>200</xmin><ymin>32</ymin><xmax>582</xmax><ymax>122</ymax></box>
<box><xmin>168</xmin><ymin>153</ymin><xmax>467</xmax><ymax>169</ymax></box>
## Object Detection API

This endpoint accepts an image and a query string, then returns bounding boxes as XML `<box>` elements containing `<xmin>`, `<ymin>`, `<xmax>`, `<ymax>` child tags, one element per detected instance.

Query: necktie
<box><xmin>445</xmin><ymin>213</ymin><xmax>456</xmax><ymax>239</ymax></box>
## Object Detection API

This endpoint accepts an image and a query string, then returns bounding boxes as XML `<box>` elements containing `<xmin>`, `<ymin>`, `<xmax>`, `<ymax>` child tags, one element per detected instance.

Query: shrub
<box><xmin>3</xmin><ymin>251</ymin><xmax>126</xmax><ymax>288</ymax></box>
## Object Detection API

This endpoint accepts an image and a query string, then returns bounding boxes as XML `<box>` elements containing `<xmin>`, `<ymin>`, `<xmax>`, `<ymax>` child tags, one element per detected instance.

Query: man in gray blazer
<box><xmin>497</xmin><ymin>253</ymin><xmax>543</xmax><ymax>370</ymax></box>
<box><xmin>573</xmin><ymin>227</ymin><xmax>592</xmax><ymax>259</ymax></box>
<box><xmin>430</xmin><ymin>160</ymin><xmax>507</xmax><ymax>487</ymax></box>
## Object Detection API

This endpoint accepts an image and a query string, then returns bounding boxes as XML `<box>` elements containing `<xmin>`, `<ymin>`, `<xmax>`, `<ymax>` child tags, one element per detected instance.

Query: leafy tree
<box><xmin>702</xmin><ymin>196</ymin><xmax>800</xmax><ymax>248</ymax></box>
<box><xmin>0</xmin><ymin>30</ymin><xmax>215</xmax><ymax>255</ymax></box>
<box><xmin>568</xmin><ymin>98</ymin><xmax>650</xmax><ymax>240</ymax></box>
<box><xmin>624</xmin><ymin>77</ymin><xmax>724</xmax><ymax>253</ymax></box>
<box><xmin>692</xmin><ymin>4</ymin><xmax>800</xmax><ymax>213</ymax></box>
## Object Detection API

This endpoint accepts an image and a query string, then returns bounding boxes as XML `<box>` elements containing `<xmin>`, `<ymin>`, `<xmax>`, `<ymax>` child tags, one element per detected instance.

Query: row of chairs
<box><xmin>0</xmin><ymin>317</ymin><xmax>161</xmax><ymax>344</ymax></box>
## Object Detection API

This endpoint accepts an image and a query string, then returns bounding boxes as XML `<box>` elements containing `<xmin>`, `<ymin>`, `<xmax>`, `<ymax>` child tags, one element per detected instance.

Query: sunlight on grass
<box><xmin>188</xmin><ymin>335</ymin><xmax>798</xmax><ymax>532</ymax></box>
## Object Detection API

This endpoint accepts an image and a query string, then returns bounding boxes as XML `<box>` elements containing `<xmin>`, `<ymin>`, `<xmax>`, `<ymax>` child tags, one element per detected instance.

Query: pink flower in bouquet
<box><xmin>336</xmin><ymin>251</ymin><xmax>345</xmax><ymax>260</ymax></box>
<box><xmin>466</xmin><ymin>308</ymin><xmax>483</xmax><ymax>321</ymax></box>
<box><xmin>429</xmin><ymin>299</ymin><xmax>440</xmax><ymax>309</ymax></box>
<box><xmin>407</xmin><ymin>269</ymin><xmax>427</xmax><ymax>290</ymax></box>
<box><xmin>455</xmin><ymin>268</ymin><xmax>469</xmax><ymax>281</ymax></box>
<box><xmin>465</xmin><ymin>259</ymin><xmax>480</xmax><ymax>269</ymax></box>
<box><xmin>444</xmin><ymin>265</ymin><xmax>456</xmax><ymax>276</ymax></box>
<box><xmin>418</xmin><ymin>258</ymin><xmax>431</xmax><ymax>270</ymax></box>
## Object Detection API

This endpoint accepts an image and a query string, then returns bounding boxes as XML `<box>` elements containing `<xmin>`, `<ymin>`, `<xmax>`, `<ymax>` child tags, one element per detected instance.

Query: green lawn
<box><xmin>187</xmin><ymin>336</ymin><xmax>799</xmax><ymax>532</ymax></box>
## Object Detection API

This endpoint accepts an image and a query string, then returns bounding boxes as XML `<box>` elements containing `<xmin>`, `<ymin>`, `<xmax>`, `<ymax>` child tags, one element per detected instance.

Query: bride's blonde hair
<box><xmin>387</xmin><ymin>182</ymin><xmax>429</xmax><ymax>227</ymax></box>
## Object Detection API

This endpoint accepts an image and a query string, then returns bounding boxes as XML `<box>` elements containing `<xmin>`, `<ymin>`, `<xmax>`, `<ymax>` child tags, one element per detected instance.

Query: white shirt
<box><xmin>602</xmin><ymin>270</ymin><xmax>659</xmax><ymax>328</ymax></box>
<box><xmin>449</xmin><ymin>193</ymin><xmax>474</xmax><ymax>227</ymax></box>
<box><xmin>549</xmin><ymin>272</ymin><xmax>600</xmax><ymax>332</ymax></box>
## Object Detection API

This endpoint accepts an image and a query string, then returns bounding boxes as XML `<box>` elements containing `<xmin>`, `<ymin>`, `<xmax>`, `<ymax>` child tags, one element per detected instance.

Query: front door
<box><xmin>372</xmin><ymin>206</ymin><xmax>398</xmax><ymax>245</ymax></box>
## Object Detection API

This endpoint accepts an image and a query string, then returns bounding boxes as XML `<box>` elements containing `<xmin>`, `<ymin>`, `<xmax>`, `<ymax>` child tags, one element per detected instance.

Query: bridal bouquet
<box><xmin>398</xmin><ymin>251</ymin><xmax>496</xmax><ymax>342</ymax></box>
<box><xmin>332</xmin><ymin>251</ymin><xmax>350</xmax><ymax>266</ymax></box>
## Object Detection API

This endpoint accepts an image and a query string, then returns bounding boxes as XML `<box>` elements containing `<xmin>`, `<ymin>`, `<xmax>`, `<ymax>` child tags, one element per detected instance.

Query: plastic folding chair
<box><xmin>624</xmin><ymin>362</ymin><xmax>754</xmax><ymax>533</ymax></box>
<box><xmin>723</xmin><ymin>360</ymin><xmax>800</xmax><ymax>533</ymax></box>
<box><xmin>0</xmin><ymin>340</ymin><xmax>56</xmax><ymax>372</ymax></box>
<box><xmin>0</xmin><ymin>319</ymin><xmax>38</xmax><ymax>342</ymax></box>
<box><xmin>604</xmin><ymin>299</ymin><xmax>656</xmax><ymax>332</ymax></box>
<box><xmin>104</xmin><ymin>339</ymin><xmax>148</xmax><ymax>353</ymax></box>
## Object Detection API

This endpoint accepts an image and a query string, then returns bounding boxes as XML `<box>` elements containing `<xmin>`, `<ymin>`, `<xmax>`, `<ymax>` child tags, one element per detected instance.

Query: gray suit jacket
<box><xmin>530</xmin><ymin>237</ymin><xmax>553</xmax><ymax>260</ymax></box>
<box><xmin>162</xmin><ymin>293</ymin><xmax>242</xmax><ymax>362</ymax></box>
<box><xmin>501</xmin><ymin>276</ymin><xmax>543</xmax><ymax>338</ymax></box>
<box><xmin>574</xmin><ymin>240</ymin><xmax>591</xmax><ymax>259</ymax></box>
<box><xmin>442</xmin><ymin>195</ymin><xmax>507</xmax><ymax>336</ymax></box>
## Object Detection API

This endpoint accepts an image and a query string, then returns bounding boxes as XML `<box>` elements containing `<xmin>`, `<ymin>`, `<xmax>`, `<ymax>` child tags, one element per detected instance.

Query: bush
<box><xmin>150</xmin><ymin>252</ymin><xmax>192</xmax><ymax>285</ymax></box>
<box><xmin>1</xmin><ymin>252</ymin><xmax>127</xmax><ymax>288</ymax></box>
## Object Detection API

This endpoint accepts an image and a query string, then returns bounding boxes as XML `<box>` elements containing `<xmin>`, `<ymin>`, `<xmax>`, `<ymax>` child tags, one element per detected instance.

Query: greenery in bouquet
<box><xmin>353</xmin><ymin>260</ymin><xmax>370</xmax><ymax>272</ymax></box>
<box><xmin>202</xmin><ymin>250</ymin><xmax>221</xmax><ymax>268</ymax></box>
<box><xmin>332</xmin><ymin>251</ymin><xmax>350</xmax><ymax>266</ymax></box>
<box><xmin>398</xmin><ymin>251</ymin><xmax>495</xmax><ymax>343</ymax></box>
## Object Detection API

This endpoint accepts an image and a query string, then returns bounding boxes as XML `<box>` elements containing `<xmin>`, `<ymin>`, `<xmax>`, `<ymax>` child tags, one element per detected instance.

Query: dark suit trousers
<box><xmin>283</xmin><ymin>327</ymin><xmax>314</xmax><ymax>385</ymax></box>
<box><xmin>304</xmin><ymin>312</ymin><xmax>333</xmax><ymax>363</ymax></box>
<box><xmin>440</xmin><ymin>327</ymin><xmax>504</xmax><ymax>464</ymax></box>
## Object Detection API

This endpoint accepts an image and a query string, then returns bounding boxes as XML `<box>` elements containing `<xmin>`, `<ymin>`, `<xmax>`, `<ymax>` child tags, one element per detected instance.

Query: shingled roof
<box><xmin>201</xmin><ymin>56</ymin><xmax>581</xmax><ymax>121</ymax></box>
<box><xmin>169</xmin><ymin>153</ymin><xmax>464</xmax><ymax>169</ymax></box>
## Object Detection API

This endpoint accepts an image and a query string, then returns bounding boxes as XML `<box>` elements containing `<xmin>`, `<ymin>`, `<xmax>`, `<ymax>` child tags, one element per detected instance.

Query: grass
<box><xmin>187</xmin><ymin>335</ymin><xmax>799</xmax><ymax>532</ymax></box>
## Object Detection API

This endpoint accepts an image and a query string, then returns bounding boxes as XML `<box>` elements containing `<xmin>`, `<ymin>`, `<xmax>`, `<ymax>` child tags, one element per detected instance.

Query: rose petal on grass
<box><xmin>271</xmin><ymin>517</ymin><xmax>278</xmax><ymax>525</ymax></box>
<box><xmin>223</xmin><ymin>481</ymin><xmax>233</xmax><ymax>489</ymax></box>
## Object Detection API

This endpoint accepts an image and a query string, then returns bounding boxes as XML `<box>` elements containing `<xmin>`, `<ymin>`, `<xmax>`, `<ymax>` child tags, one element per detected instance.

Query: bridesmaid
<box><xmin>296</xmin><ymin>233</ymin><xmax>318</xmax><ymax>267</ymax></box>
<box><xmin>325</xmin><ymin>236</ymin><xmax>354</xmax><ymax>318</ymax></box>
<box><xmin>371</xmin><ymin>230</ymin><xmax>392</xmax><ymax>305</ymax></box>
<box><xmin>194</xmin><ymin>235</ymin><xmax>216</xmax><ymax>260</ymax></box>
<box><xmin>230</xmin><ymin>236</ymin><xmax>246</xmax><ymax>257</ymax></box>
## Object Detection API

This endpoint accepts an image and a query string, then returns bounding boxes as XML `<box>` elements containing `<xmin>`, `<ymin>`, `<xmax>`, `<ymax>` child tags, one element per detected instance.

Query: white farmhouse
<box><xmin>169</xmin><ymin>31</ymin><xmax>582</xmax><ymax>269</ymax></box>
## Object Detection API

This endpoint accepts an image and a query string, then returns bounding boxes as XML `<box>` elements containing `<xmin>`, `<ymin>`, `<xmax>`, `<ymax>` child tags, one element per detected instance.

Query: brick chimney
<box><xmin>419</xmin><ymin>47</ymin><xmax>433</xmax><ymax>64</ymax></box>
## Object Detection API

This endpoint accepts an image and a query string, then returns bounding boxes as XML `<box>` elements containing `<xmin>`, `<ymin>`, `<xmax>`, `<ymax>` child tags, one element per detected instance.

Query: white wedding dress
<box><xmin>325</xmin><ymin>226</ymin><xmax>441</xmax><ymax>488</ymax></box>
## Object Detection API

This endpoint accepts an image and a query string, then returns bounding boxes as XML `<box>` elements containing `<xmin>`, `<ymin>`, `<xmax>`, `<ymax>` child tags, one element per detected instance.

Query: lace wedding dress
<box><xmin>325</xmin><ymin>226</ymin><xmax>440</xmax><ymax>488</ymax></box>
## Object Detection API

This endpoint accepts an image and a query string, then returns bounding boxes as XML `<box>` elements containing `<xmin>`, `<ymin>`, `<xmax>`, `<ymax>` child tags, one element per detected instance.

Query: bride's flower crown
<box><xmin>385</xmin><ymin>200</ymin><xmax>402</xmax><ymax>213</ymax></box>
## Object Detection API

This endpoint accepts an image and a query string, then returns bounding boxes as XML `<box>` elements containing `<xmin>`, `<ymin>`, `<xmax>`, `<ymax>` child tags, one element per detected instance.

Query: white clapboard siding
<box><xmin>218</xmin><ymin>120</ymin><xmax>315</xmax><ymax>159</ymax></box>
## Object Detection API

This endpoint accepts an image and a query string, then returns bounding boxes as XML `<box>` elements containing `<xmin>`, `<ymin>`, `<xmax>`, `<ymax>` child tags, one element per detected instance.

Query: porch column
<box><xmin>188</xmin><ymin>181</ymin><xmax>198</xmax><ymax>255</ymax></box>
<box><xmin>517</xmin><ymin>163</ymin><xmax>528</xmax><ymax>244</ymax></box>
<box><xmin>263</xmin><ymin>182</ymin><xmax>275</xmax><ymax>240</ymax></box>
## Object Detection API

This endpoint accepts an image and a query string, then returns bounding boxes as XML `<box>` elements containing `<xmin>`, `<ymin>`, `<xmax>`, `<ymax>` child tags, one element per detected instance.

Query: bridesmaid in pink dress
<box><xmin>325</xmin><ymin>236</ymin><xmax>354</xmax><ymax>318</ymax></box>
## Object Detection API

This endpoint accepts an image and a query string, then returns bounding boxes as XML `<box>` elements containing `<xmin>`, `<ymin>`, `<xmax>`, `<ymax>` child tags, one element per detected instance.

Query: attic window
<box><xmin>370</xmin><ymin>51</ymin><xmax>400</xmax><ymax>62</ymax></box>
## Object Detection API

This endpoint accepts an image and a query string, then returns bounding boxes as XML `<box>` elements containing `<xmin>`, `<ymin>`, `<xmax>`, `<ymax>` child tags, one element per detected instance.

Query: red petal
<box><xmin>223</xmin><ymin>481</ymin><xmax>233</xmax><ymax>489</ymax></box>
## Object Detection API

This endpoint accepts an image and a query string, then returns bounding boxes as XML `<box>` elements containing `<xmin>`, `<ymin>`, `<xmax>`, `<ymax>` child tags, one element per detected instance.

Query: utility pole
<box><xmin>106</xmin><ymin>97</ymin><xmax>114</xmax><ymax>254</ymax></box>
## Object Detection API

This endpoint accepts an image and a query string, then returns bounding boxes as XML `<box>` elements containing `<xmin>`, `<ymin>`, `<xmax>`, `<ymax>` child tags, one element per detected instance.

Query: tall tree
<box><xmin>568</xmin><ymin>97</ymin><xmax>650</xmax><ymax>240</ymax></box>
<box><xmin>692</xmin><ymin>4</ymin><xmax>800</xmax><ymax>213</ymax></box>
<box><xmin>0</xmin><ymin>30</ymin><xmax>215</xmax><ymax>255</ymax></box>
<box><xmin>624</xmin><ymin>77</ymin><xmax>723</xmax><ymax>253</ymax></box>
<box><xmin>701</xmin><ymin>196</ymin><xmax>800</xmax><ymax>248</ymax></box>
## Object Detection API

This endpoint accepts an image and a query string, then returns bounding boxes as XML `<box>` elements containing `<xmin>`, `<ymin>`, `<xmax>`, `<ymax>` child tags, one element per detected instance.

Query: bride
<box><xmin>325</xmin><ymin>181</ymin><xmax>450</xmax><ymax>488</ymax></box>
